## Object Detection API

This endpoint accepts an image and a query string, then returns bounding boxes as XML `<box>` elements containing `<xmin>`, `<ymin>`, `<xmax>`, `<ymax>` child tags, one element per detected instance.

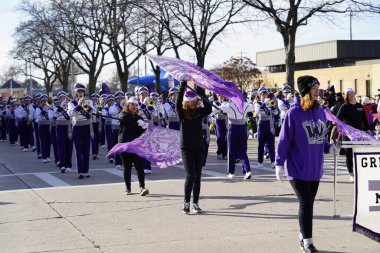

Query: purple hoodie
<box><xmin>276</xmin><ymin>96</ymin><xmax>331</xmax><ymax>181</ymax></box>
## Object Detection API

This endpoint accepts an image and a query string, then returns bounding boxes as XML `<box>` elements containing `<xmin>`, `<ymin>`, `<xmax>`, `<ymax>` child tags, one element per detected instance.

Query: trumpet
<box><xmin>146</xmin><ymin>98</ymin><xmax>156</xmax><ymax>107</ymax></box>
<box><xmin>46</xmin><ymin>97</ymin><xmax>54</xmax><ymax>108</ymax></box>
<box><xmin>266</xmin><ymin>100</ymin><xmax>276</xmax><ymax>107</ymax></box>
<box><xmin>79</xmin><ymin>99</ymin><xmax>90</xmax><ymax>111</ymax></box>
<box><xmin>97</xmin><ymin>107</ymin><xmax>103</xmax><ymax>114</ymax></box>
<box><xmin>318</xmin><ymin>98</ymin><xmax>329</xmax><ymax>107</ymax></box>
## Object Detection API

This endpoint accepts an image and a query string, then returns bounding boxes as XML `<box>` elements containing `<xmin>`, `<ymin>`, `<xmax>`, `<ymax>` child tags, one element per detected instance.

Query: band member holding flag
<box><xmin>176</xmin><ymin>81</ymin><xmax>212</xmax><ymax>214</ymax></box>
<box><xmin>276</xmin><ymin>75</ymin><xmax>338</xmax><ymax>253</ymax></box>
<box><xmin>118</xmin><ymin>96</ymin><xmax>149</xmax><ymax>196</ymax></box>
<box><xmin>165</xmin><ymin>87</ymin><xmax>180</xmax><ymax>130</ymax></box>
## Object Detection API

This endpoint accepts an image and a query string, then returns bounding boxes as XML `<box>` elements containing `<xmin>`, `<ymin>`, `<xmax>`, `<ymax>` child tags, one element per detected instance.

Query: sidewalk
<box><xmin>1</xmin><ymin>172</ymin><xmax>379</xmax><ymax>253</ymax></box>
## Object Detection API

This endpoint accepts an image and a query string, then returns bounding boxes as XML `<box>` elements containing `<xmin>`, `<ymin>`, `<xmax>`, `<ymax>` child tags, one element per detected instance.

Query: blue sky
<box><xmin>1</xmin><ymin>1</ymin><xmax>380</xmax><ymax>83</ymax></box>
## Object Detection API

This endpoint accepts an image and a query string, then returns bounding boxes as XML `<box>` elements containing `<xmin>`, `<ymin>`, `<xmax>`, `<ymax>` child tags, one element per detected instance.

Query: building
<box><xmin>256</xmin><ymin>40</ymin><xmax>380</xmax><ymax>97</ymax></box>
<box><xmin>0</xmin><ymin>79</ymin><xmax>26</xmax><ymax>99</ymax></box>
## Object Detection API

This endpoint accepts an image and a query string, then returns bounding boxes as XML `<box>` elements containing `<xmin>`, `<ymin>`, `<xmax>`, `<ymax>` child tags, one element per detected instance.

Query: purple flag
<box><xmin>106</xmin><ymin>125</ymin><xmax>182</xmax><ymax>168</ymax></box>
<box><xmin>146</xmin><ymin>54</ymin><xmax>245</xmax><ymax>113</ymax></box>
<box><xmin>324</xmin><ymin>108</ymin><xmax>377</xmax><ymax>141</ymax></box>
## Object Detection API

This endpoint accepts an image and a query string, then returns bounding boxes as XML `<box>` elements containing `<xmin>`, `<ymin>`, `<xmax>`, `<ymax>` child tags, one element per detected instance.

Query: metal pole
<box><xmin>350</xmin><ymin>11</ymin><xmax>352</xmax><ymax>40</ymax></box>
<box><xmin>137</xmin><ymin>32</ymin><xmax>140</xmax><ymax>86</ymax></box>
<box><xmin>333</xmin><ymin>151</ymin><xmax>338</xmax><ymax>218</ymax></box>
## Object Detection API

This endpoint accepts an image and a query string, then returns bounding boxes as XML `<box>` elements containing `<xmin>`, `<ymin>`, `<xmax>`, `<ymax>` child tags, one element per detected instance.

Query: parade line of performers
<box><xmin>1</xmin><ymin>76</ymin><xmax>373</xmax><ymax>252</ymax></box>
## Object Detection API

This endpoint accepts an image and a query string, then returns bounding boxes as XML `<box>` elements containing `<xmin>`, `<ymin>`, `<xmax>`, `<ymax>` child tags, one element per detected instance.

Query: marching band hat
<box><xmin>282</xmin><ymin>85</ymin><xmax>291</xmax><ymax>93</ymax></box>
<box><xmin>57</xmin><ymin>91</ymin><xmax>69</xmax><ymax>99</ymax></box>
<box><xmin>24</xmin><ymin>96</ymin><xmax>32</xmax><ymax>101</ymax></box>
<box><xmin>362</xmin><ymin>97</ymin><xmax>370</xmax><ymax>105</ymax></box>
<box><xmin>106</xmin><ymin>94</ymin><xmax>115</xmax><ymax>102</ymax></box>
<box><xmin>297</xmin><ymin>75</ymin><xmax>320</xmax><ymax>97</ymax></box>
<box><xmin>100</xmin><ymin>94</ymin><xmax>107</xmax><ymax>99</ymax></box>
<box><xmin>74</xmin><ymin>83</ymin><xmax>86</xmax><ymax>92</ymax></box>
<box><xmin>127</xmin><ymin>96</ymin><xmax>139</xmax><ymax>105</ymax></box>
<box><xmin>150</xmin><ymin>92</ymin><xmax>159</xmax><ymax>98</ymax></box>
<box><xmin>258</xmin><ymin>87</ymin><xmax>268</xmax><ymax>94</ymax></box>
<box><xmin>91</xmin><ymin>93</ymin><xmax>100</xmax><ymax>99</ymax></box>
<box><xmin>40</xmin><ymin>94</ymin><xmax>48</xmax><ymax>100</ymax></box>
<box><xmin>53</xmin><ymin>96</ymin><xmax>59</xmax><ymax>103</ymax></box>
<box><xmin>137</xmin><ymin>86</ymin><xmax>149</xmax><ymax>95</ymax></box>
<box><xmin>168</xmin><ymin>87</ymin><xmax>179</xmax><ymax>95</ymax></box>
<box><xmin>183</xmin><ymin>90</ymin><xmax>198</xmax><ymax>102</ymax></box>
<box><xmin>114</xmin><ymin>91</ymin><xmax>124</xmax><ymax>99</ymax></box>
<box><xmin>34</xmin><ymin>93</ymin><xmax>43</xmax><ymax>99</ymax></box>
<box><xmin>125</xmin><ymin>91</ymin><xmax>133</xmax><ymax>97</ymax></box>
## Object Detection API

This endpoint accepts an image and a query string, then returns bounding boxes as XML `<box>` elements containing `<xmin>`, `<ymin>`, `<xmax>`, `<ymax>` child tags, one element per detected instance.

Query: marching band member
<box><xmin>176</xmin><ymin>82</ymin><xmax>212</xmax><ymax>214</ymax></box>
<box><xmin>35</xmin><ymin>95</ymin><xmax>51</xmax><ymax>163</ymax></box>
<box><xmin>0</xmin><ymin>100</ymin><xmax>7</xmax><ymax>142</ymax></box>
<box><xmin>91</xmin><ymin>93</ymin><xmax>101</xmax><ymax>160</ymax></box>
<box><xmin>55</xmin><ymin>91</ymin><xmax>73</xmax><ymax>173</ymax></box>
<box><xmin>164</xmin><ymin>87</ymin><xmax>180</xmax><ymax>130</ymax></box>
<box><xmin>33</xmin><ymin>93</ymin><xmax>43</xmax><ymax>158</ymax></box>
<box><xmin>219</xmin><ymin>97</ymin><xmax>253</xmax><ymax>179</ymax></box>
<box><xmin>255</xmin><ymin>87</ymin><xmax>279</xmax><ymax>169</ymax></box>
<box><xmin>202</xmin><ymin>115</ymin><xmax>211</xmax><ymax>168</ymax></box>
<box><xmin>50</xmin><ymin>97</ymin><xmax>60</xmax><ymax>167</ymax></box>
<box><xmin>109</xmin><ymin>91</ymin><xmax>124</xmax><ymax>168</ymax></box>
<box><xmin>149</xmin><ymin>92</ymin><xmax>162</xmax><ymax>126</ymax></box>
<box><xmin>119</xmin><ymin>96</ymin><xmax>149</xmax><ymax>196</ymax></box>
<box><xmin>212</xmin><ymin>95</ymin><xmax>228</xmax><ymax>160</ymax></box>
<box><xmin>6</xmin><ymin>100</ymin><xmax>18</xmax><ymax>145</ymax></box>
<box><xmin>68</xmin><ymin>83</ymin><xmax>94</xmax><ymax>179</ymax></box>
<box><xmin>278</xmin><ymin>85</ymin><xmax>293</xmax><ymax>122</ymax></box>
<box><xmin>25</xmin><ymin>96</ymin><xmax>36</xmax><ymax>152</ymax></box>
<box><xmin>103</xmin><ymin>94</ymin><xmax>115</xmax><ymax>163</ymax></box>
<box><xmin>137</xmin><ymin>87</ymin><xmax>154</xmax><ymax>174</ymax></box>
<box><xmin>15</xmin><ymin>97</ymin><xmax>29</xmax><ymax>151</ymax></box>
<box><xmin>98</xmin><ymin>94</ymin><xmax>107</xmax><ymax>149</ymax></box>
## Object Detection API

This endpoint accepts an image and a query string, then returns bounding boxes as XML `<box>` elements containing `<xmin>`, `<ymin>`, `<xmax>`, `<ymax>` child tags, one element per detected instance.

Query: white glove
<box><xmin>275</xmin><ymin>166</ymin><xmax>285</xmax><ymax>182</ymax></box>
<box><xmin>137</xmin><ymin>119</ymin><xmax>148</xmax><ymax>129</ymax></box>
<box><xmin>329</xmin><ymin>144</ymin><xmax>340</xmax><ymax>155</ymax></box>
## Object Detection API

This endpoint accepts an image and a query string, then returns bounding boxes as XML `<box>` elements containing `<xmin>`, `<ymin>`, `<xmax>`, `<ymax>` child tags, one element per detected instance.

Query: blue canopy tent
<box><xmin>128</xmin><ymin>70</ymin><xmax>179</xmax><ymax>92</ymax></box>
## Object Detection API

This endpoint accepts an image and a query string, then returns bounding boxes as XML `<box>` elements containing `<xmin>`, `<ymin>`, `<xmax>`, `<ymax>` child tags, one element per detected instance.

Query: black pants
<box><xmin>290</xmin><ymin>179</ymin><xmax>320</xmax><ymax>239</ymax></box>
<box><xmin>342</xmin><ymin>135</ymin><xmax>353</xmax><ymax>173</ymax></box>
<box><xmin>120</xmin><ymin>152</ymin><xmax>145</xmax><ymax>191</ymax></box>
<box><xmin>182</xmin><ymin>148</ymin><xmax>204</xmax><ymax>203</ymax></box>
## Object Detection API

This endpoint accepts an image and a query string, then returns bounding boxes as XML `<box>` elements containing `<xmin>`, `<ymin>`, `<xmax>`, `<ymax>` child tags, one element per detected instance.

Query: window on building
<box><xmin>366</xmin><ymin>80</ymin><xmax>371</xmax><ymax>97</ymax></box>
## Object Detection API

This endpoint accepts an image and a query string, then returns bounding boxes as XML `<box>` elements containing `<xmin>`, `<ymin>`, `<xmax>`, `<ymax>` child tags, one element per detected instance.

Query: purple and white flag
<box><xmin>324</xmin><ymin>108</ymin><xmax>377</xmax><ymax>141</ymax></box>
<box><xmin>146</xmin><ymin>54</ymin><xmax>245</xmax><ymax>113</ymax></box>
<box><xmin>106</xmin><ymin>125</ymin><xmax>182</xmax><ymax>168</ymax></box>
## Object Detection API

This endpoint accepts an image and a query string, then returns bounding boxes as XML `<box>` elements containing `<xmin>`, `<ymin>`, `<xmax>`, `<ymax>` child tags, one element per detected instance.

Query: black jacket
<box><xmin>118</xmin><ymin>111</ymin><xmax>145</xmax><ymax>143</ymax></box>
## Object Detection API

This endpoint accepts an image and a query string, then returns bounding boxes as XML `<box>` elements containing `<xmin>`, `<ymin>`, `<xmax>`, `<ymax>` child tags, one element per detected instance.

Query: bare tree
<box><xmin>211</xmin><ymin>56</ymin><xmax>261</xmax><ymax>91</ymax></box>
<box><xmin>244</xmin><ymin>0</ymin><xmax>377</xmax><ymax>90</ymax></box>
<box><xmin>139</xmin><ymin>0</ymin><xmax>249</xmax><ymax>68</ymax></box>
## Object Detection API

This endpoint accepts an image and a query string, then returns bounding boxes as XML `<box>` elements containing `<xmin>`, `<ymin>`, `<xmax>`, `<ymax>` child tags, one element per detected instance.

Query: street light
<box><xmin>137</xmin><ymin>29</ymin><xmax>149</xmax><ymax>83</ymax></box>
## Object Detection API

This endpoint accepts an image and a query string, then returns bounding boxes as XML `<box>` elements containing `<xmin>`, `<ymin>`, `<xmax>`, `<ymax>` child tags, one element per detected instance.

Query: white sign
<box><xmin>353</xmin><ymin>147</ymin><xmax>380</xmax><ymax>242</ymax></box>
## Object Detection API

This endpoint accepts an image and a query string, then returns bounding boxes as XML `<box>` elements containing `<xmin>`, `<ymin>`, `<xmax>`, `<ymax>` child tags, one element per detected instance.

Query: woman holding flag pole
<box><xmin>176</xmin><ymin>81</ymin><xmax>212</xmax><ymax>214</ymax></box>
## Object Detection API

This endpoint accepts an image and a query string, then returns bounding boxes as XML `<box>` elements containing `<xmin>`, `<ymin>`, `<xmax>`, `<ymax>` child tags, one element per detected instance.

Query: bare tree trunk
<box><xmin>88</xmin><ymin>70</ymin><xmax>97</xmax><ymax>95</ymax></box>
<box><xmin>282</xmin><ymin>30</ymin><xmax>296</xmax><ymax>90</ymax></box>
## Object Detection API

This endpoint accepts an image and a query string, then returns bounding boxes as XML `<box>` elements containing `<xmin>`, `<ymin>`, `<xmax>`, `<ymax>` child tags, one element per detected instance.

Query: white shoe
<box><xmin>65</xmin><ymin>168</ymin><xmax>72</xmax><ymax>172</ymax></box>
<box><xmin>244</xmin><ymin>171</ymin><xmax>252</xmax><ymax>180</ymax></box>
<box><xmin>257</xmin><ymin>163</ymin><xmax>263</xmax><ymax>168</ymax></box>
<box><xmin>22</xmin><ymin>148</ymin><xmax>28</xmax><ymax>152</ymax></box>
<box><xmin>42</xmin><ymin>159</ymin><xmax>47</xmax><ymax>163</ymax></box>
<box><xmin>349</xmin><ymin>173</ymin><xmax>354</xmax><ymax>182</ymax></box>
<box><xmin>227</xmin><ymin>173</ymin><xmax>235</xmax><ymax>179</ymax></box>
<box><xmin>115</xmin><ymin>165</ymin><xmax>122</xmax><ymax>168</ymax></box>
<box><xmin>60</xmin><ymin>167</ymin><xmax>66</xmax><ymax>173</ymax></box>
<box><xmin>271</xmin><ymin>162</ymin><xmax>276</xmax><ymax>169</ymax></box>
<box><xmin>101</xmin><ymin>145</ymin><xmax>106</xmax><ymax>149</ymax></box>
<box><xmin>144</xmin><ymin>169</ymin><xmax>152</xmax><ymax>174</ymax></box>
<box><xmin>46</xmin><ymin>158</ymin><xmax>51</xmax><ymax>162</ymax></box>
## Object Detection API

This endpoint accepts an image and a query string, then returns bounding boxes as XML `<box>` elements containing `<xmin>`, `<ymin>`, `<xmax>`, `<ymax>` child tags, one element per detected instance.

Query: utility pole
<box><xmin>349</xmin><ymin>9</ymin><xmax>353</xmax><ymax>40</ymax></box>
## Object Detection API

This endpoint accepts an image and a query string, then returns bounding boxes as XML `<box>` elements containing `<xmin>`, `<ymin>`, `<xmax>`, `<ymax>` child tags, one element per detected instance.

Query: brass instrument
<box><xmin>318</xmin><ymin>98</ymin><xmax>329</xmax><ymax>107</ymax></box>
<box><xmin>97</xmin><ymin>107</ymin><xmax>103</xmax><ymax>114</ymax></box>
<box><xmin>80</xmin><ymin>99</ymin><xmax>90</xmax><ymax>111</ymax></box>
<box><xmin>46</xmin><ymin>97</ymin><xmax>54</xmax><ymax>108</ymax></box>
<box><xmin>266</xmin><ymin>100</ymin><xmax>276</xmax><ymax>107</ymax></box>
<box><xmin>146</xmin><ymin>98</ymin><xmax>157</xmax><ymax>107</ymax></box>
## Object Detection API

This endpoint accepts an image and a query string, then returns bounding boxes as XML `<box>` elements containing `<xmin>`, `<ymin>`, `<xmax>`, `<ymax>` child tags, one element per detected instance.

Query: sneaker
<box><xmin>182</xmin><ymin>202</ymin><xmax>190</xmax><ymax>214</ymax></box>
<box><xmin>192</xmin><ymin>203</ymin><xmax>203</xmax><ymax>213</ymax></box>
<box><xmin>302</xmin><ymin>244</ymin><xmax>318</xmax><ymax>253</ymax></box>
<box><xmin>31</xmin><ymin>146</ymin><xmax>37</xmax><ymax>152</ymax></box>
<box><xmin>271</xmin><ymin>162</ymin><xmax>276</xmax><ymax>169</ymax></box>
<box><xmin>37</xmin><ymin>154</ymin><xmax>42</xmax><ymax>159</ymax></box>
<box><xmin>257</xmin><ymin>163</ymin><xmax>263</xmax><ymax>168</ymax></box>
<box><xmin>227</xmin><ymin>173</ymin><xmax>235</xmax><ymax>179</ymax></box>
<box><xmin>56</xmin><ymin>161</ymin><xmax>60</xmax><ymax>167</ymax></box>
<box><xmin>217</xmin><ymin>154</ymin><xmax>222</xmax><ymax>160</ymax></box>
<box><xmin>222</xmin><ymin>156</ymin><xmax>228</xmax><ymax>160</ymax></box>
<box><xmin>93</xmin><ymin>154</ymin><xmax>98</xmax><ymax>160</ymax></box>
<box><xmin>244</xmin><ymin>171</ymin><xmax>252</xmax><ymax>180</ymax></box>
<box><xmin>115</xmin><ymin>165</ymin><xmax>122</xmax><ymax>168</ymax></box>
<box><xmin>46</xmin><ymin>158</ymin><xmax>51</xmax><ymax>162</ymax></box>
<box><xmin>349</xmin><ymin>173</ymin><xmax>354</xmax><ymax>182</ymax></box>
<box><xmin>124</xmin><ymin>189</ymin><xmax>132</xmax><ymax>195</ymax></box>
<box><xmin>42</xmin><ymin>159</ymin><xmax>47</xmax><ymax>163</ymax></box>
<box><xmin>78</xmin><ymin>174</ymin><xmax>85</xmax><ymax>179</ymax></box>
<box><xmin>140</xmin><ymin>187</ymin><xmax>149</xmax><ymax>196</ymax></box>
<box><xmin>65</xmin><ymin>168</ymin><xmax>72</xmax><ymax>172</ymax></box>
<box><xmin>144</xmin><ymin>169</ymin><xmax>152</xmax><ymax>175</ymax></box>
<box><xmin>265</xmin><ymin>153</ymin><xmax>270</xmax><ymax>159</ymax></box>
<box><xmin>109</xmin><ymin>158</ymin><xmax>114</xmax><ymax>163</ymax></box>
<box><xmin>60</xmin><ymin>167</ymin><xmax>66</xmax><ymax>173</ymax></box>
<box><xmin>85</xmin><ymin>173</ymin><xmax>90</xmax><ymax>178</ymax></box>
<box><xmin>101</xmin><ymin>145</ymin><xmax>106</xmax><ymax>149</ymax></box>
<box><xmin>22</xmin><ymin>148</ymin><xmax>28</xmax><ymax>152</ymax></box>
<box><xmin>235</xmin><ymin>159</ymin><xmax>241</xmax><ymax>163</ymax></box>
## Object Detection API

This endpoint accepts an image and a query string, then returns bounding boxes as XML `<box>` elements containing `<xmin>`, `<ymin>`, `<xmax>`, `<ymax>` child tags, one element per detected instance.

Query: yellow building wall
<box><xmin>262</xmin><ymin>63</ymin><xmax>380</xmax><ymax>97</ymax></box>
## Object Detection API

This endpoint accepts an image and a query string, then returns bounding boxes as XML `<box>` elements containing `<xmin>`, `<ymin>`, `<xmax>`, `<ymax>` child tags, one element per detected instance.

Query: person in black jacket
<box><xmin>118</xmin><ymin>96</ymin><xmax>149</xmax><ymax>196</ymax></box>
<box><xmin>176</xmin><ymin>81</ymin><xmax>212</xmax><ymax>214</ymax></box>
<box><xmin>337</xmin><ymin>88</ymin><xmax>369</xmax><ymax>182</ymax></box>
